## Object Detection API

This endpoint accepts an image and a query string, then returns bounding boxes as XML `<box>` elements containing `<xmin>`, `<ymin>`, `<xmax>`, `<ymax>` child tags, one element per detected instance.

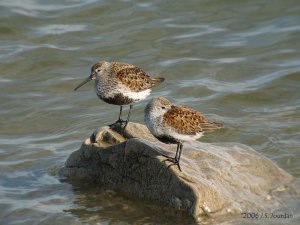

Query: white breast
<box><xmin>165</xmin><ymin>129</ymin><xmax>203</xmax><ymax>141</ymax></box>
<box><xmin>122</xmin><ymin>88</ymin><xmax>151</xmax><ymax>101</ymax></box>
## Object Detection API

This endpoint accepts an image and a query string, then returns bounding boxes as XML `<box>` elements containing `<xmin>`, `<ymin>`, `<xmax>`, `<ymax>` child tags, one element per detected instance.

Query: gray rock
<box><xmin>59</xmin><ymin>122</ymin><xmax>293</xmax><ymax>219</ymax></box>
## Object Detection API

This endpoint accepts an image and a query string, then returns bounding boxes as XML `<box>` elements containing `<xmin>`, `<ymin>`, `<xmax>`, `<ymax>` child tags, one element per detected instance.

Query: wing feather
<box><xmin>112</xmin><ymin>62</ymin><xmax>164</xmax><ymax>92</ymax></box>
<box><xmin>163</xmin><ymin>105</ymin><xmax>222</xmax><ymax>135</ymax></box>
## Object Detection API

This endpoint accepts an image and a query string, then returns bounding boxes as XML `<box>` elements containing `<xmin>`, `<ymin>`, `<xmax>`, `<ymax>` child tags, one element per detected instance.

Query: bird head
<box><xmin>145</xmin><ymin>97</ymin><xmax>172</xmax><ymax>117</ymax></box>
<box><xmin>74</xmin><ymin>61</ymin><xmax>105</xmax><ymax>91</ymax></box>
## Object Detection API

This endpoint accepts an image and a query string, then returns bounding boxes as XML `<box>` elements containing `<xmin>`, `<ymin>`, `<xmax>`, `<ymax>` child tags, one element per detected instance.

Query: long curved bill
<box><xmin>74</xmin><ymin>77</ymin><xmax>92</xmax><ymax>91</ymax></box>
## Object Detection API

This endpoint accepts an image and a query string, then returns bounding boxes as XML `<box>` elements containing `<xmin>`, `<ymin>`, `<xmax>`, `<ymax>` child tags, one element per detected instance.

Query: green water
<box><xmin>0</xmin><ymin>0</ymin><xmax>299</xmax><ymax>224</ymax></box>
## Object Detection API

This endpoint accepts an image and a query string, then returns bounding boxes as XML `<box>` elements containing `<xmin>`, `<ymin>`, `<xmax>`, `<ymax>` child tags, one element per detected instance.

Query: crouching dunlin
<box><xmin>74</xmin><ymin>61</ymin><xmax>164</xmax><ymax>128</ymax></box>
<box><xmin>144</xmin><ymin>97</ymin><xmax>223</xmax><ymax>171</ymax></box>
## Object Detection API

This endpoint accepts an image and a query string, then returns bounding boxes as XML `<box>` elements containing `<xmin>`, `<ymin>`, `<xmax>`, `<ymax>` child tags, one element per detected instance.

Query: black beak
<box><xmin>74</xmin><ymin>71</ymin><xmax>97</xmax><ymax>91</ymax></box>
<box><xmin>74</xmin><ymin>77</ymin><xmax>92</xmax><ymax>91</ymax></box>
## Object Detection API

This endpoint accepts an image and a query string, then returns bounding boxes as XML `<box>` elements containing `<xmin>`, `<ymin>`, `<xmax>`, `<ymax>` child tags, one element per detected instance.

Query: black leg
<box><xmin>109</xmin><ymin>106</ymin><xmax>126</xmax><ymax>127</ymax></box>
<box><xmin>176</xmin><ymin>143</ymin><xmax>183</xmax><ymax>171</ymax></box>
<box><xmin>165</xmin><ymin>142</ymin><xmax>182</xmax><ymax>172</ymax></box>
<box><xmin>123</xmin><ymin>105</ymin><xmax>133</xmax><ymax>129</ymax></box>
<box><xmin>177</xmin><ymin>143</ymin><xmax>183</xmax><ymax>162</ymax></box>
<box><xmin>118</xmin><ymin>106</ymin><xmax>123</xmax><ymax>121</ymax></box>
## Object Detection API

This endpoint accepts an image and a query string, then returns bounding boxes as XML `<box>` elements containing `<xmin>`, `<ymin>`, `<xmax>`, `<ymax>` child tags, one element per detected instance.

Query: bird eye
<box><xmin>161</xmin><ymin>106</ymin><xmax>166</xmax><ymax>109</ymax></box>
<box><xmin>96</xmin><ymin>69</ymin><xmax>100</xmax><ymax>72</ymax></box>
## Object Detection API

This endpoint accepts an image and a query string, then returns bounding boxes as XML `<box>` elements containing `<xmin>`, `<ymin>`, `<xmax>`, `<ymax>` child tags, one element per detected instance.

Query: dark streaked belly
<box><xmin>101</xmin><ymin>93</ymin><xmax>134</xmax><ymax>105</ymax></box>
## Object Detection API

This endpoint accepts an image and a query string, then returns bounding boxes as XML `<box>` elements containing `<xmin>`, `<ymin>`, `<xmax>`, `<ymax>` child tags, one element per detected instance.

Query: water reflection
<box><xmin>65</xmin><ymin>183</ymin><xmax>198</xmax><ymax>225</ymax></box>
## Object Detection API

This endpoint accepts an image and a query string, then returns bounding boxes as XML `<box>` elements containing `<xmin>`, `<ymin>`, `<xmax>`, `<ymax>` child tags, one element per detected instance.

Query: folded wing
<box><xmin>163</xmin><ymin>105</ymin><xmax>222</xmax><ymax>135</ymax></box>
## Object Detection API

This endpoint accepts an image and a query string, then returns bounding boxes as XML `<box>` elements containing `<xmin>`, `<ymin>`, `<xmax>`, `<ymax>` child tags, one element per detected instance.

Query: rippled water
<box><xmin>1</xmin><ymin>0</ymin><xmax>300</xmax><ymax>224</ymax></box>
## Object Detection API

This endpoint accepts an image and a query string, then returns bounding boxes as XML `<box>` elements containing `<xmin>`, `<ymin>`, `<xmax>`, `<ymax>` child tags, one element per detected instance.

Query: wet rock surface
<box><xmin>59</xmin><ymin>122</ymin><xmax>293</xmax><ymax>219</ymax></box>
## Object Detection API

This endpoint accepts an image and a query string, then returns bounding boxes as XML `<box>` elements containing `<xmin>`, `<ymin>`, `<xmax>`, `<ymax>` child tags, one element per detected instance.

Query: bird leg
<box><xmin>177</xmin><ymin>143</ymin><xmax>183</xmax><ymax>163</ymax></box>
<box><xmin>123</xmin><ymin>105</ymin><xmax>133</xmax><ymax>129</ymax></box>
<box><xmin>109</xmin><ymin>105</ymin><xmax>132</xmax><ymax>135</ymax></box>
<box><xmin>165</xmin><ymin>143</ymin><xmax>183</xmax><ymax>172</ymax></box>
<box><xmin>109</xmin><ymin>106</ymin><xmax>126</xmax><ymax>127</ymax></box>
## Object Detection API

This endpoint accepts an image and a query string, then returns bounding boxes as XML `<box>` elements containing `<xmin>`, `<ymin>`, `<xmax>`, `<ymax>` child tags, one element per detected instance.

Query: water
<box><xmin>0</xmin><ymin>0</ymin><xmax>300</xmax><ymax>224</ymax></box>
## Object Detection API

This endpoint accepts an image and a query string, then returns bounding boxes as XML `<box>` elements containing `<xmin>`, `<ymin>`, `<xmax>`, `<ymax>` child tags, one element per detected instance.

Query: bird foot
<box><xmin>109</xmin><ymin>119</ymin><xmax>129</xmax><ymax>136</ymax></box>
<box><xmin>165</xmin><ymin>158</ymin><xmax>182</xmax><ymax>172</ymax></box>
<box><xmin>109</xmin><ymin>119</ymin><xmax>126</xmax><ymax>127</ymax></box>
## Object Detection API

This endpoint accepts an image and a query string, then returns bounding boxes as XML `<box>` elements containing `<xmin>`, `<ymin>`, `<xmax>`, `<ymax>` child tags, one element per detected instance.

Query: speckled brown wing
<box><xmin>163</xmin><ymin>105</ymin><xmax>222</xmax><ymax>135</ymax></box>
<box><xmin>112</xmin><ymin>62</ymin><xmax>164</xmax><ymax>92</ymax></box>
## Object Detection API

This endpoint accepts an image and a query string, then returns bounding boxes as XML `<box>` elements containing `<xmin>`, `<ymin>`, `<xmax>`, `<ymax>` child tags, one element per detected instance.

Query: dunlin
<box><xmin>144</xmin><ymin>97</ymin><xmax>223</xmax><ymax>171</ymax></box>
<box><xmin>74</xmin><ymin>61</ymin><xmax>164</xmax><ymax>127</ymax></box>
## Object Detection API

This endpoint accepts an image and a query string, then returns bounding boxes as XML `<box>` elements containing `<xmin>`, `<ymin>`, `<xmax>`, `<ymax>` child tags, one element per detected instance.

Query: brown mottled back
<box><xmin>163</xmin><ymin>105</ymin><xmax>223</xmax><ymax>135</ymax></box>
<box><xmin>111</xmin><ymin>62</ymin><xmax>164</xmax><ymax>92</ymax></box>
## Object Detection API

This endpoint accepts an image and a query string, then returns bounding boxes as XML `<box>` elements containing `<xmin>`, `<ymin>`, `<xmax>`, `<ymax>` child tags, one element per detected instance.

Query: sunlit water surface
<box><xmin>0</xmin><ymin>0</ymin><xmax>300</xmax><ymax>224</ymax></box>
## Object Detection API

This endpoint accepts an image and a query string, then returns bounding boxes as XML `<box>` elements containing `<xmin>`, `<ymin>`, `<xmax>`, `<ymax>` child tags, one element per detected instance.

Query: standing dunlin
<box><xmin>74</xmin><ymin>61</ymin><xmax>164</xmax><ymax>128</ymax></box>
<box><xmin>144</xmin><ymin>97</ymin><xmax>223</xmax><ymax>171</ymax></box>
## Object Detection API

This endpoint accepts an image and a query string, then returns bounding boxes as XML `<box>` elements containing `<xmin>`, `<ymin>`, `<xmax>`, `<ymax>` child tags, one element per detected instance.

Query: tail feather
<box><xmin>151</xmin><ymin>77</ymin><xmax>165</xmax><ymax>86</ymax></box>
<box><xmin>212</xmin><ymin>121</ymin><xmax>223</xmax><ymax>129</ymax></box>
<box><xmin>201</xmin><ymin>121</ymin><xmax>223</xmax><ymax>132</ymax></box>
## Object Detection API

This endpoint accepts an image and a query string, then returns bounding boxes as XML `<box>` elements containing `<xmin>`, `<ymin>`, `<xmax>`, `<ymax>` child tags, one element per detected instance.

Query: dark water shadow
<box><xmin>63</xmin><ymin>181</ymin><xmax>199</xmax><ymax>225</ymax></box>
